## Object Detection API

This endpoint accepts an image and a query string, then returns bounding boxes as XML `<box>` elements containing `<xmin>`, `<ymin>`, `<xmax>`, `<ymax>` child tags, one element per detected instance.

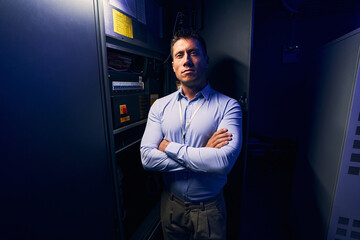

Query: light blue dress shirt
<box><xmin>140</xmin><ymin>84</ymin><xmax>242</xmax><ymax>201</ymax></box>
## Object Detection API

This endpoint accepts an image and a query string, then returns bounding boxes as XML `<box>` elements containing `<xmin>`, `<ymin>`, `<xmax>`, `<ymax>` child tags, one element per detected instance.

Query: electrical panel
<box><xmin>108</xmin><ymin>48</ymin><xmax>147</xmax><ymax>129</ymax></box>
<box><xmin>107</xmin><ymin>47</ymin><xmax>163</xmax><ymax>134</ymax></box>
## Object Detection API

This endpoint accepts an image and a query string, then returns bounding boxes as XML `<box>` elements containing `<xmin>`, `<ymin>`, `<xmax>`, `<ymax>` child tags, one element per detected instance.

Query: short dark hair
<box><xmin>170</xmin><ymin>29</ymin><xmax>207</xmax><ymax>58</ymax></box>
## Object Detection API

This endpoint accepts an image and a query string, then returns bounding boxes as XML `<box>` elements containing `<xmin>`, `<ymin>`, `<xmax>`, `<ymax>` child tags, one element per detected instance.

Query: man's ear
<box><xmin>172</xmin><ymin>61</ymin><xmax>175</xmax><ymax>72</ymax></box>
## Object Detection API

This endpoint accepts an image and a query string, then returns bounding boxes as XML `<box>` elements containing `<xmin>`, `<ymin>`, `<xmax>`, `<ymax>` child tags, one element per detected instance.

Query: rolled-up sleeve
<box><xmin>164</xmin><ymin>99</ymin><xmax>242</xmax><ymax>175</ymax></box>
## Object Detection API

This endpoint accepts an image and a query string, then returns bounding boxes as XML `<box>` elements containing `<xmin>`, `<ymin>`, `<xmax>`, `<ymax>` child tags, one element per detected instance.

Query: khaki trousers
<box><xmin>160</xmin><ymin>191</ymin><xmax>226</xmax><ymax>240</ymax></box>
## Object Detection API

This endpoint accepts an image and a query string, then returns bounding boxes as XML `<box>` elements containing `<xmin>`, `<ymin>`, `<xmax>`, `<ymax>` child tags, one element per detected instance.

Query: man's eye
<box><xmin>191</xmin><ymin>51</ymin><xmax>198</xmax><ymax>55</ymax></box>
<box><xmin>175</xmin><ymin>54</ymin><xmax>182</xmax><ymax>58</ymax></box>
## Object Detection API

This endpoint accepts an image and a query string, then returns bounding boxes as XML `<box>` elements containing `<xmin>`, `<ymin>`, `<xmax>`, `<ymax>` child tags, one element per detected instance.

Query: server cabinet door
<box><xmin>0</xmin><ymin>1</ymin><xmax>119</xmax><ymax>239</ymax></box>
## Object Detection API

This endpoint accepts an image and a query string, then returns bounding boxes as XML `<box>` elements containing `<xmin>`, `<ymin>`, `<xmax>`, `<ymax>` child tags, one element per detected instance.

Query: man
<box><xmin>140</xmin><ymin>29</ymin><xmax>242</xmax><ymax>240</ymax></box>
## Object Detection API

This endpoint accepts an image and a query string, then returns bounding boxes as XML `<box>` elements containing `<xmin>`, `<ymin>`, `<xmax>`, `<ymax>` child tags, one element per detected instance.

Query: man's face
<box><xmin>172</xmin><ymin>38</ymin><xmax>208</xmax><ymax>88</ymax></box>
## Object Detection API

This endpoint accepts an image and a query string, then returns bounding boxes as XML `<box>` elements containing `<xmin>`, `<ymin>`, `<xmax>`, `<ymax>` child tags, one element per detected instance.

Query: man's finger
<box><xmin>215</xmin><ymin>141</ymin><xmax>229</xmax><ymax>148</ymax></box>
<box><xmin>212</xmin><ymin>135</ymin><xmax>231</xmax><ymax>145</ymax></box>
<box><xmin>209</xmin><ymin>130</ymin><xmax>230</xmax><ymax>142</ymax></box>
<box><xmin>206</xmin><ymin>129</ymin><xmax>232</xmax><ymax>148</ymax></box>
<box><xmin>213</xmin><ymin>128</ymin><xmax>228</xmax><ymax>136</ymax></box>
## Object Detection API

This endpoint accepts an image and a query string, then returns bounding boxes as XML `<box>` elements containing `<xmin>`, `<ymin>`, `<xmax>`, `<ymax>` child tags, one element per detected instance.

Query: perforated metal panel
<box><xmin>327</xmin><ymin>29</ymin><xmax>360</xmax><ymax>240</ymax></box>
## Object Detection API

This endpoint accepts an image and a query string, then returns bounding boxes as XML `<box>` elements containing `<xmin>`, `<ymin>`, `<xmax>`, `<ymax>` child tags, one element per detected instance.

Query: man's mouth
<box><xmin>182</xmin><ymin>69</ymin><xmax>195</xmax><ymax>74</ymax></box>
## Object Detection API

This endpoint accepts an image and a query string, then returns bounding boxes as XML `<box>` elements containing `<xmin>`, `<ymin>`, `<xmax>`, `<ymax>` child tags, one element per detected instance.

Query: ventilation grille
<box><xmin>347</xmin><ymin>112</ymin><xmax>360</xmax><ymax>175</ymax></box>
<box><xmin>354</xmin><ymin>140</ymin><xmax>360</xmax><ymax>149</ymax></box>
<box><xmin>351</xmin><ymin>153</ymin><xmax>360</xmax><ymax>163</ymax></box>
<box><xmin>335</xmin><ymin>216</ymin><xmax>360</xmax><ymax>239</ymax></box>
<box><xmin>348</xmin><ymin>166</ymin><xmax>360</xmax><ymax>175</ymax></box>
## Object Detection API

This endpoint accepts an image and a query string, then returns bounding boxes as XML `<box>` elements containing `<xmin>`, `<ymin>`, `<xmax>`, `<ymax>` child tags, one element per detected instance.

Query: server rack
<box><xmin>291</xmin><ymin>28</ymin><xmax>360</xmax><ymax>240</ymax></box>
<box><xmin>99</xmin><ymin>0</ymin><xmax>170</xmax><ymax>238</ymax></box>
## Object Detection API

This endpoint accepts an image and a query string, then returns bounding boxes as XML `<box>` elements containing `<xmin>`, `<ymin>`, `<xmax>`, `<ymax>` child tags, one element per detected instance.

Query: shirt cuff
<box><xmin>164</xmin><ymin>142</ymin><xmax>185</xmax><ymax>164</ymax></box>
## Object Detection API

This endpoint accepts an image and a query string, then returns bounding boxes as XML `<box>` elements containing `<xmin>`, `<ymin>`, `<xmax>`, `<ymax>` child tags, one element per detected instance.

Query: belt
<box><xmin>167</xmin><ymin>191</ymin><xmax>222</xmax><ymax>210</ymax></box>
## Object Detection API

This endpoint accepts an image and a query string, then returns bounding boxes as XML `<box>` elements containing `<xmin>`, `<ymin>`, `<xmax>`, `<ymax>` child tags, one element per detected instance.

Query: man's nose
<box><xmin>183</xmin><ymin>53</ymin><xmax>193</xmax><ymax>66</ymax></box>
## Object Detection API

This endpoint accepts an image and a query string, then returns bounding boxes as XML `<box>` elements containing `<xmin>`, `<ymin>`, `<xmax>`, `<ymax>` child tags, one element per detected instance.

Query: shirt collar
<box><xmin>177</xmin><ymin>83</ymin><xmax>211</xmax><ymax>101</ymax></box>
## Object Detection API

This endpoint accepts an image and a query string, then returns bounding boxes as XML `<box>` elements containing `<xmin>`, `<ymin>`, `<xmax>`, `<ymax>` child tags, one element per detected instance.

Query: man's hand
<box><xmin>158</xmin><ymin>139</ymin><xmax>170</xmax><ymax>152</ymax></box>
<box><xmin>159</xmin><ymin>129</ymin><xmax>231</xmax><ymax>151</ymax></box>
<box><xmin>206</xmin><ymin>128</ymin><xmax>232</xmax><ymax>148</ymax></box>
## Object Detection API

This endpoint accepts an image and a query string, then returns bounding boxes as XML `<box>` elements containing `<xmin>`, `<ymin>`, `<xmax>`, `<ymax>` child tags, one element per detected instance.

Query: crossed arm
<box><xmin>140</xmin><ymin>99</ymin><xmax>242</xmax><ymax>176</ymax></box>
<box><xmin>158</xmin><ymin>128</ymin><xmax>232</xmax><ymax>151</ymax></box>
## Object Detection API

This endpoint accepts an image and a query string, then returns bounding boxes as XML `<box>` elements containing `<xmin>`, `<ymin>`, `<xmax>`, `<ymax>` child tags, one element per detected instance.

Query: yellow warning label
<box><xmin>112</xmin><ymin>9</ymin><xmax>133</xmax><ymax>39</ymax></box>
<box><xmin>120</xmin><ymin>116</ymin><xmax>130</xmax><ymax>123</ymax></box>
